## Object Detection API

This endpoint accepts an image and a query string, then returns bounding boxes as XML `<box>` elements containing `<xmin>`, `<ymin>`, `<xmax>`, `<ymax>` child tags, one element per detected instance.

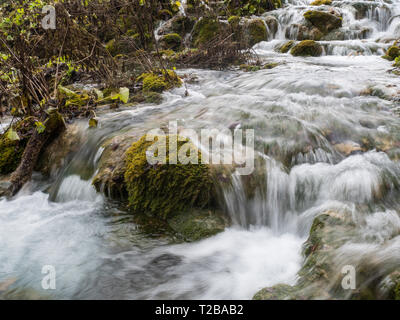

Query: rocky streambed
<box><xmin>1</xmin><ymin>0</ymin><xmax>400</xmax><ymax>299</ymax></box>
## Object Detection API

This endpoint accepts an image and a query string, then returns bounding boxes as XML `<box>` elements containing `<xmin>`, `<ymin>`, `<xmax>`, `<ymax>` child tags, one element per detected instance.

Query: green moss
<box><xmin>253</xmin><ymin>284</ymin><xmax>298</xmax><ymax>300</ymax></box>
<box><xmin>386</xmin><ymin>45</ymin><xmax>400</xmax><ymax>60</ymax></box>
<box><xmin>240</xmin><ymin>64</ymin><xmax>261</xmax><ymax>72</ymax></box>
<box><xmin>144</xmin><ymin>92</ymin><xmax>163</xmax><ymax>104</ymax></box>
<box><xmin>0</xmin><ymin>133</ymin><xmax>24</xmax><ymax>175</ymax></box>
<box><xmin>168</xmin><ymin>209</ymin><xmax>226</xmax><ymax>241</ymax></box>
<box><xmin>303</xmin><ymin>10</ymin><xmax>342</xmax><ymax>34</ymax></box>
<box><xmin>279</xmin><ymin>40</ymin><xmax>295</xmax><ymax>53</ymax></box>
<box><xmin>138</xmin><ymin>69</ymin><xmax>182</xmax><ymax>93</ymax></box>
<box><xmin>290</xmin><ymin>40</ymin><xmax>323</xmax><ymax>56</ymax></box>
<box><xmin>228</xmin><ymin>15</ymin><xmax>240</xmax><ymax>29</ymax></box>
<box><xmin>160</xmin><ymin>33</ymin><xmax>182</xmax><ymax>51</ymax></box>
<box><xmin>247</xmin><ymin>19</ymin><xmax>268</xmax><ymax>46</ymax></box>
<box><xmin>310</xmin><ymin>0</ymin><xmax>332</xmax><ymax>5</ymax></box>
<box><xmin>225</xmin><ymin>0</ymin><xmax>281</xmax><ymax>16</ymax></box>
<box><xmin>124</xmin><ymin>135</ymin><xmax>215</xmax><ymax>219</ymax></box>
<box><xmin>192</xmin><ymin>18</ymin><xmax>220</xmax><ymax>47</ymax></box>
<box><xmin>158</xmin><ymin>9</ymin><xmax>173</xmax><ymax>20</ymax></box>
<box><xmin>171</xmin><ymin>16</ymin><xmax>196</xmax><ymax>35</ymax></box>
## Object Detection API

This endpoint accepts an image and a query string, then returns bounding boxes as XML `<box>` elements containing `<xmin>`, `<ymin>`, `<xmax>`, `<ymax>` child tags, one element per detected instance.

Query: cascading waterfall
<box><xmin>1</xmin><ymin>0</ymin><xmax>400</xmax><ymax>299</ymax></box>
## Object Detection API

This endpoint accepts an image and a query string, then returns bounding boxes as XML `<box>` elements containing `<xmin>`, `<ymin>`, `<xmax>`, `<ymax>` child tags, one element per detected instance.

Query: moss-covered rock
<box><xmin>92</xmin><ymin>134</ymin><xmax>138</xmax><ymax>199</ymax></box>
<box><xmin>386</xmin><ymin>45</ymin><xmax>400</xmax><ymax>61</ymax></box>
<box><xmin>191</xmin><ymin>17</ymin><xmax>221</xmax><ymax>47</ymax></box>
<box><xmin>0</xmin><ymin>133</ymin><xmax>24</xmax><ymax>175</ymax></box>
<box><xmin>279</xmin><ymin>40</ymin><xmax>295</xmax><ymax>53</ymax></box>
<box><xmin>246</xmin><ymin>19</ymin><xmax>268</xmax><ymax>46</ymax></box>
<box><xmin>137</xmin><ymin>69</ymin><xmax>182</xmax><ymax>93</ymax></box>
<box><xmin>228</xmin><ymin>15</ymin><xmax>241</xmax><ymax>29</ymax></box>
<box><xmin>253</xmin><ymin>209</ymin><xmax>356</xmax><ymax>300</ymax></box>
<box><xmin>310</xmin><ymin>0</ymin><xmax>332</xmax><ymax>5</ymax></box>
<box><xmin>168</xmin><ymin>208</ymin><xmax>228</xmax><ymax>242</ymax></box>
<box><xmin>124</xmin><ymin>135</ymin><xmax>215</xmax><ymax>220</ymax></box>
<box><xmin>285</xmin><ymin>24</ymin><xmax>323</xmax><ymax>41</ymax></box>
<box><xmin>303</xmin><ymin>10</ymin><xmax>342</xmax><ymax>34</ymax></box>
<box><xmin>157</xmin><ymin>15</ymin><xmax>196</xmax><ymax>38</ymax></box>
<box><xmin>225</xmin><ymin>0</ymin><xmax>281</xmax><ymax>16</ymax></box>
<box><xmin>36</xmin><ymin>123</ymin><xmax>83</xmax><ymax>177</ymax></box>
<box><xmin>264</xmin><ymin>16</ymin><xmax>279</xmax><ymax>37</ymax></box>
<box><xmin>160</xmin><ymin>33</ymin><xmax>182</xmax><ymax>50</ymax></box>
<box><xmin>253</xmin><ymin>284</ymin><xmax>299</xmax><ymax>300</ymax></box>
<box><xmin>290</xmin><ymin>40</ymin><xmax>323</xmax><ymax>56</ymax></box>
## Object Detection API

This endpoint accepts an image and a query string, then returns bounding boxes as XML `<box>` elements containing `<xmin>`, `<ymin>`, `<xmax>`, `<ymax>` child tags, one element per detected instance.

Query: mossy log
<box><xmin>8</xmin><ymin>109</ymin><xmax>65</xmax><ymax>195</ymax></box>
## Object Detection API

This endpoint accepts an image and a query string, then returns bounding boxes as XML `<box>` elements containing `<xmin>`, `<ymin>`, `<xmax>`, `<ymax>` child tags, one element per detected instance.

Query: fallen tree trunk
<box><xmin>8</xmin><ymin>109</ymin><xmax>65</xmax><ymax>195</ymax></box>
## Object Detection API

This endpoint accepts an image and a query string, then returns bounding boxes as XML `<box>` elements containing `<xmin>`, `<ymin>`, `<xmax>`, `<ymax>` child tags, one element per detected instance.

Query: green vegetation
<box><xmin>290</xmin><ymin>40</ymin><xmax>323</xmax><ymax>56</ymax></box>
<box><xmin>224</xmin><ymin>0</ymin><xmax>282</xmax><ymax>16</ymax></box>
<box><xmin>0</xmin><ymin>134</ymin><xmax>24</xmax><ymax>175</ymax></box>
<box><xmin>160</xmin><ymin>33</ymin><xmax>183</xmax><ymax>50</ymax></box>
<box><xmin>124</xmin><ymin>135</ymin><xmax>215</xmax><ymax>219</ymax></box>
<box><xmin>247</xmin><ymin>19</ymin><xmax>268</xmax><ymax>46</ymax></box>
<box><xmin>386</xmin><ymin>45</ymin><xmax>400</xmax><ymax>60</ymax></box>
<box><xmin>192</xmin><ymin>18</ymin><xmax>221</xmax><ymax>47</ymax></box>
<box><xmin>138</xmin><ymin>69</ymin><xmax>182</xmax><ymax>93</ymax></box>
<box><xmin>279</xmin><ymin>40</ymin><xmax>295</xmax><ymax>53</ymax></box>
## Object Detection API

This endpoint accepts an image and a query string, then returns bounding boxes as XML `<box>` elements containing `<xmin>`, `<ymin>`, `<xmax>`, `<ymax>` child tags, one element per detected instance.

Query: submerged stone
<box><xmin>168</xmin><ymin>208</ymin><xmax>228</xmax><ymax>242</ymax></box>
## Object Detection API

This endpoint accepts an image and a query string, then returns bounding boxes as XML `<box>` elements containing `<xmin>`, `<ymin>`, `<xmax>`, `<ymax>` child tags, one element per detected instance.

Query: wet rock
<box><xmin>0</xmin><ymin>178</ymin><xmax>11</xmax><ymax>197</ymax></box>
<box><xmin>253</xmin><ymin>210</ymin><xmax>356</xmax><ymax>300</ymax></box>
<box><xmin>303</xmin><ymin>10</ymin><xmax>342</xmax><ymax>34</ymax></box>
<box><xmin>254</xmin><ymin>207</ymin><xmax>400</xmax><ymax>300</ymax></box>
<box><xmin>36</xmin><ymin>123</ymin><xmax>83</xmax><ymax>177</ymax></box>
<box><xmin>333</xmin><ymin>141</ymin><xmax>363</xmax><ymax>156</ymax></box>
<box><xmin>191</xmin><ymin>17</ymin><xmax>226</xmax><ymax>47</ymax></box>
<box><xmin>246</xmin><ymin>19</ymin><xmax>269</xmax><ymax>46</ymax></box>
<box><xmin>285</xmin><ymin>24</ymin><xmax>323</xmax><ymax>41</ymax></box>
<box><xmin>88</xmin><ymin>118</ymin><xmax>98</xmax><ymax>128</ymax></box>
<box><xmin>279</xmin><ymin>40</ymin><xmax>295</xmax><ymax>53</ymax></box>
<box><xmin>160</xmin><ymin>33</ymin><xmax>182</xmax><ymax>51</ymax></box>
<box><xmin>290</xmin><ymin>40</ymin><xmax>323</xmax><ymax>56</ymax></box>
<box><xmin>168</xmin><ymin>208</ymin><xmax>229</xmax><ymax>242</ymax></box>
<box><xmin>380</xmin><ymin>270</ymin><xmax>400</xmax><ymax>300</ymax></box>
<box><xmin>92</xmin><ymin>133</ymin><xmax>138</xmax><ymax>199</ymax></box>
<box><xmin>264</xmin><ymin>16</ymin><xmax>279</xmax><ymax>37</ymax></box>
<box><xmin>386</xmin><ymin>45</ymin><xmax>400</xmax><ymax>61</ymax></box>
<box><xmin>124</xmin><ymin>135</ymin><xmax>216</xmax><ymax>220</ymax></box>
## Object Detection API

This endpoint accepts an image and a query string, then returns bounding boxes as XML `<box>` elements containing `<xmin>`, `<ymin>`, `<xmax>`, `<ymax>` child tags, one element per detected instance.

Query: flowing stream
<box><xmin>1</xmin><ymin>0</ymin><xmax>400</xmax><ymax>299</ymax></box>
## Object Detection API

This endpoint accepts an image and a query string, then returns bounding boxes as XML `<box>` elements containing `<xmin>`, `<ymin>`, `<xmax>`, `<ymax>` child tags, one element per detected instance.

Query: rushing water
<box><xmin>1</xmin><ymin>0</ymin><xmax>400</xmax><ymax>299</ymax></box>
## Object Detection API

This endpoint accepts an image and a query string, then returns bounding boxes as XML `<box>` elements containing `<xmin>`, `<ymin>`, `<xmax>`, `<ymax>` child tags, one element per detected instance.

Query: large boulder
<box><xmin>245</xmin><ymin>19</ymin><xmax>268</xmax><ymax>46</ymax></box>
<box><xmin>253</xmin><ymin>209</ymin><xmax>400</xmax><ymax>300</ymax></box>
<box><xmin>191</xmin><ymin>17</ymin><xmax>225</xmax><ymax>47</ymax></box>
<box><xmin>303</xmin><ymin>10</ymin><xmax>342</xmax><ymax>34</ymax></box>
<box><xmin>92</xmin><ymin>133</ymin><xmax>138</xmax><ymax>199</ymax></box>
<box><xmin>36</xmin><ymin>123</ymin><xmax>83</xmax><ymax>177</ymax></box>
<box><xmin>285</xmin><ymin>24</ymin><xmax>323</xmax><ymax>41</ymax></box>
<box><xmin>290</xmin><ymin>40</ymin><xmax>323</xmax><ymax>56</ymax></box>
<box><xmin>124</xmin><ymin>135</ymin><xmax>216</xmax><ymax>220</ymax></box>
